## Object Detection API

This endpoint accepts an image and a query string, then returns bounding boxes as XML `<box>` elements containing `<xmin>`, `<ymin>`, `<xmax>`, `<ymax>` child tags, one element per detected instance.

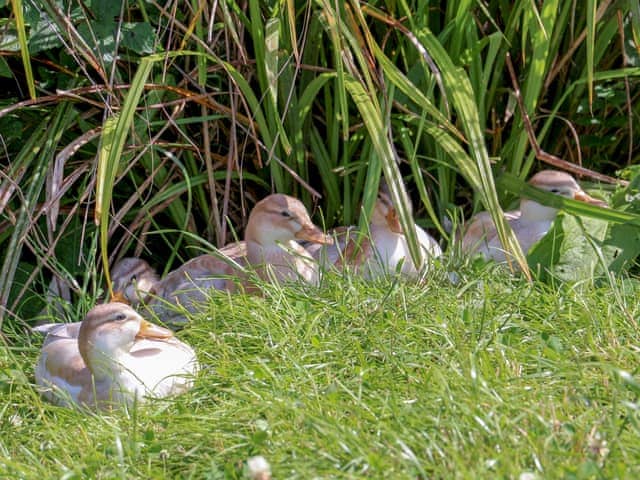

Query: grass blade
<box><xmin>416</xmin><ymin>28</ymin><xmax>529</xmax><ymax>275</ymax></box>
<box><xmin>10</xmin><ymin>0</ymin><xmax>35</xmax><ymax>99</ymax></box>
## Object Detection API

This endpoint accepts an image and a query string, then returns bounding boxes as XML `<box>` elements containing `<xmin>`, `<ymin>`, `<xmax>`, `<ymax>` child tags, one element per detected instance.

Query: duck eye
<box><xmin>550</xmin><ymin>189</ymin><xmax>559</xmax><ymax>194</ymax></box>
<box><xmin>115</xmin><ymin>313</ymin><xmax>127</xmax><ymax>321</ymax></box>
<box><xmin>281</xmin><ymin>210</ymin><xmax>291</xmax><ymax>218</ymax></box>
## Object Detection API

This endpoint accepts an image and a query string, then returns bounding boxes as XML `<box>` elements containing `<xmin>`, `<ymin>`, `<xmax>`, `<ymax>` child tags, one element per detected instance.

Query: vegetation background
<box><xmin>1</xmin><ymin>1</ymin><xmax>640</xmax><ymax>478</ymax></box>
<box><xmin>0</xmin><ymin>0</ymin><xmax>638</xmax><ymax>325</ymax></box>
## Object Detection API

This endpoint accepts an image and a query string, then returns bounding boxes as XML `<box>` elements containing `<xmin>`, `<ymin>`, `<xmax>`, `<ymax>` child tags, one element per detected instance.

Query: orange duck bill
<box><xmin>295</xmin><ymin>224</ymin><xmax>334</xmax><ymax>245</ymax></box>
<box><xmin>573</xmin><ymin>190</ymin><xmax>608</xmax><ymax>208</ymax></box>
<box><xmin>110</xmin><ymin>290</ymin><xmax>130</xmax><ymax>305</ymax></box>
<box><xmin>136</xmin><ymin>319</ymin><xmax>174</xmax><ymax>340</ymax></box>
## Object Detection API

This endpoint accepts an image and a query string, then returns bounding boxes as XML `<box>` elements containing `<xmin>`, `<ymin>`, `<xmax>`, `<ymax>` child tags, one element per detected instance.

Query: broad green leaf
<box><xmin>600</xmin><ymin>173</ymin><xmax>640</xmax><ymax>272</ymax></box>
<box><xmin>527</xmin><ymin>213</ymin><xmax>608</xmax><ymax>282</ymax></box>
<box><xmin>27</xmin><ymin>8</ymin><xmax>64</xmax><ymax>53</ymax></box>
<box><xmin>122</xmin><ymin>23</ymin><xmax>156</xmax><ymax>55</ymax></box>
<box><xmin>601</xmin><ymin>223</ymin><xmax>640</xmax><ymax>273</ymax></box>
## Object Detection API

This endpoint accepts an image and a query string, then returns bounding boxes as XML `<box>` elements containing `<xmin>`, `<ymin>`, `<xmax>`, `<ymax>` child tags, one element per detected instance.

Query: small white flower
<box><xmin>247</xmin><ymin>455</ymin><xmax>271</xmax><ymax>480</ymax></box>
<box><xmin>519</xmin><ymin>472</ymin><xmax>538</xmax><ymax>480</ymax></box>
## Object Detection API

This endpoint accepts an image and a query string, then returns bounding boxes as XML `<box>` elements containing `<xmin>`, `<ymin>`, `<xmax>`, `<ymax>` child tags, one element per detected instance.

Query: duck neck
<box><xmin>520</xmin><ymin>199</ymin><xmax>558</xmax><ymax>222</ymax></box>
<box><xmin>81</xmin><ymin>340</ymin><xmax>128</xmax><ymax>381</ymax></box>
<box><xmin>369</xmin><ymin>222</ymin><xmax>402</xmax><ymax>240</ymax></box>
<box><xmin>247</xmin><ymin>239</ymin><xmax>317</xmax><ymax>283</ymax></box>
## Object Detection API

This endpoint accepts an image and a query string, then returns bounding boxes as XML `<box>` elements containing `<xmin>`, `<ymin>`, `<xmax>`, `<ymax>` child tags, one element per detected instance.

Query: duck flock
<box><xmin>33</xmin><ymin>170</ymin><xmax>607</xmax><ymax>410</ymax></box>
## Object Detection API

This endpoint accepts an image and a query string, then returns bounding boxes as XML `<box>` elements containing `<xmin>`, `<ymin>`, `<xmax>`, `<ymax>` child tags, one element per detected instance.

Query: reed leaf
<box><xmin>415</xmin><ymin>28</ymin><xmax>529</xmax><ymax>275</ymax></box>
<box><xmin>96</xmin><ymin>57</ymin><xmax>154</xmax><ymax>296</ymax></box>
<box><xmin>10</xmin><ymin>0</ymin><xmax>35</xmax><ymax>99</ymax></box>
<box><xmin>631</xmin><ymin>1</ymin><xmax>640</xmax><ymax>54</ymax></box>
<box><xmin>586</xmin><ymin>0</ymin><xmax>597</xmax><ymax>109</ymax></box>
<box><xmin>343</xmin><ymin>74</ymin><xmax>423</xmax><ymax>269</ymax></box>
<box><xmin>321</xmin><ymin>1</ymin><xmax>425</xmax><ymax>267</ymax></box>
<box><xmin>372</xmin><ymin>41</ymin><xmax>461</xmax><ymax>139</ymax></box>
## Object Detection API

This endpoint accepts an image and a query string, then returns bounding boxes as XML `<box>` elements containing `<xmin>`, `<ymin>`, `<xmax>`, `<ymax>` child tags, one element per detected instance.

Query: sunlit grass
<box><xmin>3</xmin><ymin>264</ymin><xmax>639</xmax><ymax>478</ymax></box>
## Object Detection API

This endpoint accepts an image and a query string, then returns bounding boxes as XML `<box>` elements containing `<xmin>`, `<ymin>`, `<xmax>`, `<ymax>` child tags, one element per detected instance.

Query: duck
<box><xmin>143</xmin><ymin>252</ymin><xmax>242</xmax><ymax>325</ymax></box>
<box><xmin>461</xmin><ymin>170</ymin><xmax>608</xmax><ymax>262</ymax></box>
<box><xmin>144</xmin><ymin>193</ymin><xmax>333</xmax><ymax>324</ymax></box>
<box><xmin>243</xmin><ymin>193</ymin><xmax>333</xmax><ymax>283</ymax></box>
<box><xmin>459</xmin><ymin>210</ymin><xmax>521</xmax><ymax>254</ymax></box>
<box><xmin>308</xmin><ymin>187</ymin><xmax>442</xmax><ymax>279</ymax></box>
<box><xmin>34</xmin><ymin>302</ymin><xmax>198</xmax><ymax>409</ymax></box>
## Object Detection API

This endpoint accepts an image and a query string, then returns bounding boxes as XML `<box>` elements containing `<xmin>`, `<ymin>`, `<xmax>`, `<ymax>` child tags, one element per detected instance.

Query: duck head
<box><xmin>78</xmin><ymin>302</ymin><xmax>173</xmax><ymax>379</ymax></box>
<box><xmin>111</xmin><ymin>258</ymin><xmax>159</xmax><ymax>306</ymax></box>
<box><xmin>371</xmin><ymin>190</ymin><xmax>403</xmax><ymax>234</ymax></box>
<box><xmin>245</xmin><ymin>194</ymin><xmax>333</xmax><ymax>246</ymax></box>
<box><xmin>521</xmin><ymin>170</ymin><xmax>607</xmax><ymax>221</ymax></box>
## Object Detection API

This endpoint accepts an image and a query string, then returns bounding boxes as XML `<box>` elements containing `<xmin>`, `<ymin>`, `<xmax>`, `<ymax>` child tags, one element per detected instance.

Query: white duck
<box><xmin>145</xmin><ymin>193</ymin><xmax>332</xmax><ymax>324</ymax></box>
<box><xmin>309</xmin><ymin>188</ymin><xmax>442</xmax><ymax>279</ymax></box>
<box><xmin>34</xmin><ymin>302</ymin><xmax>198</xmax><ymax>409</ymax></box>
<box><xmin>461</xmin><ymin>170</ymin><xmax>607</xmax><ymax>262</ymax></box>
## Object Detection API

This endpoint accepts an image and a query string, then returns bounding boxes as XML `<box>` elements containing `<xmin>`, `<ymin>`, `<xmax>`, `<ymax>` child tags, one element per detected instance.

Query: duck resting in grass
<box><xmin>307</xmin><ymin>186</ymin><xmax>442</xmax><ymax>279</ymax></box>
<box><xmin>461</xmin><ymin>170</ymin><xmax>607</xmax><ymax>262</ymax></box>
<box><xmin>34</xmin><ymin>302</ymin><xmax>198</xmax><ymax>410</ymax></box>
<box><xmin>144</xmin><ymin>193</ymin><xmax>333</xmax><ymax>324</ymax></box>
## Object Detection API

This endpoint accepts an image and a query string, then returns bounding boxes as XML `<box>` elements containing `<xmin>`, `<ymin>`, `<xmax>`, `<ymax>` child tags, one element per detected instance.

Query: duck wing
<box><xmin>34</xmin><ymin>337</ymin><xmax>92</xmax><ymax>407</ymax></box>
<box><xmin>32</xmin><ymin>322</ymin><xmax>82</xmax><ymax>346</ymax></box>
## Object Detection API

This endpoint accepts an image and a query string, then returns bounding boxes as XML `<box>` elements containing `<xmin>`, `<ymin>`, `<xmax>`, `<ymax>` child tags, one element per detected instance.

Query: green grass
<box><xmin>2</xmin><ymin>264</ymin><xmax>640</xmax><ymax>478</ymax></box>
